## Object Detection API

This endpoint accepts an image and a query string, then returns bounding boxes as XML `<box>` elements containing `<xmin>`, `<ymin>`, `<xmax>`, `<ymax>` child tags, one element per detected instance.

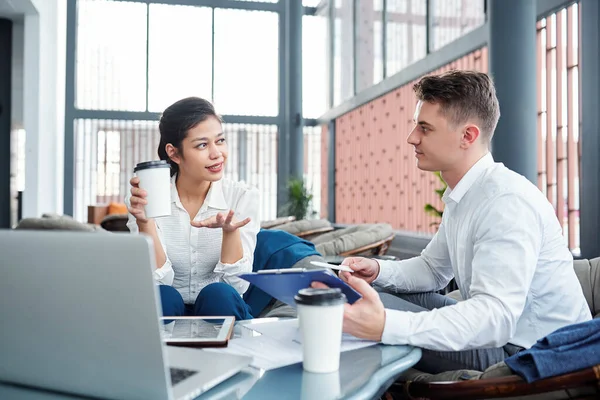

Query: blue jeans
<box><xmin>159</xmin><ymin>283</ymin><xmax>254</xmax><ymax>320</ymax></box>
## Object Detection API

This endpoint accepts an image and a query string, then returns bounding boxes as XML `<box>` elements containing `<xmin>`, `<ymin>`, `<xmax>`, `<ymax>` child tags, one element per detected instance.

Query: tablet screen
<box><xmin>159</xmin><ymin>316</ymin><xmax>234</xmax><ymax>344</ymax></box>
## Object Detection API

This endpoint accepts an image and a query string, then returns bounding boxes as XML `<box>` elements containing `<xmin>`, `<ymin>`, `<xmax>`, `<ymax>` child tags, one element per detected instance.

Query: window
<box><xmin>213</xmin><ymin>9</ymin><xmax>279</xmax><ymax>116</ymax></box>
<box><xmin>76</xmin><ymin>0</ymin><xmax>147</xmax><ymax>111</ymax></box>
<box><xmin>355</xmin><ymin>0</ymin><xmax>384</xmax><ymax>91</ymax></box>
<box><xmin>430</xmin><ymin>0</ymin><xmax>485</xmax><ymax>51</ymax></box>
<box><xmin>148</xmin><ymin>4</ymin><xmax>213</xmax><ymax>112</ymax></box>
<box><xmin>333</xmin><ymin>0</ymin><xmax>354</xmax><ymax>105</ymax></box>
<box><xmin>303</xmin><ymin>14</ymin><xmax>328</xmax><ymax>118</ymax></box>
<box><xmin>386</xmin><ymin>0</ymin><xmax>427</xmax><ymax>77</ymax></box>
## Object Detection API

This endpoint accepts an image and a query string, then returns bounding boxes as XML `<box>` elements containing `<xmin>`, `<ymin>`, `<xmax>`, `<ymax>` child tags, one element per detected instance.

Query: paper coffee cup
<box><xmin>294</xmin><ymin>288</ymin><xmax>346</xmax><ymax>373</ymax></box>
<box><xmin>134</xmin><ymin>160</ymin><xmax>172</xmax><ymax>219</ymax></box>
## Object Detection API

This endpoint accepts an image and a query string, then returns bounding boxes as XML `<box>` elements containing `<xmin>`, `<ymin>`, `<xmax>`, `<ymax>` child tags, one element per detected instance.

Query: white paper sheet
<box><xmin>204</xmin><ymin>319</ymin><xmax>377</xmax><ymax>371</ymax></box>
<box><xmin>250</xmin><ymin>318</ymin><xmax>377</xmax><ymax>352</ymax></box>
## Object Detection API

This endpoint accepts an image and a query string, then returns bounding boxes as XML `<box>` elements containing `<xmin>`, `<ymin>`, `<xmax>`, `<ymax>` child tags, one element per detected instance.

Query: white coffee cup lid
<box><xmin>294</xmin><ymin>288</ymin><xmax>346</xmax><ymax>306</ymax></box>
<box><xmin>134</xmin><ymin>160</ymin><xmax>169</xmax><ymax>172</ymax></box>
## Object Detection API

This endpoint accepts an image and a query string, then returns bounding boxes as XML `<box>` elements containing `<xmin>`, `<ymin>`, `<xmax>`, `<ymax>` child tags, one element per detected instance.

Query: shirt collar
<box><xmin>170</xmin><ymin>174</ymin><xmax>229</xmax><ymax>211</ymax></box>
<box><xmin>443</xmin><ymin>152</ymin><xmax>495</xmax><ymax>204</ymax></box>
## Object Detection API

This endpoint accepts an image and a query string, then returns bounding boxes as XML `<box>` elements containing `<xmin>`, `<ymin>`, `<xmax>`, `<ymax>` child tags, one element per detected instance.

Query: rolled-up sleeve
<box><xmin>213</xmin><ymin>187</ymin><xmax>260</xmax><ymax>294</ymax></box>
<box><xmin>125</xmin><ymin>196</ymin><xmax>174</xmax><ymax>286</ymax></box>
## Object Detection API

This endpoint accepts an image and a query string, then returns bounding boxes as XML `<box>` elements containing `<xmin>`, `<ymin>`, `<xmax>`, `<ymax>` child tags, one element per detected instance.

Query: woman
<box><xmin>126</xmin><ymin>97</ymin><xmax>259</xmax><ymax>320</ymax></box>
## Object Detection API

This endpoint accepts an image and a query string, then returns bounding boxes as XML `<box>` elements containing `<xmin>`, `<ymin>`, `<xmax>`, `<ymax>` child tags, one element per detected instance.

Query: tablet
<box><xmin>239</xmin><ymin>268</ymin><xmax>362</xmax><ymax>307</ymax></box>
<box><xmin>159</xmin><ymin>316</ymin><xmax>235</xmax><ymax>347</ymax></box>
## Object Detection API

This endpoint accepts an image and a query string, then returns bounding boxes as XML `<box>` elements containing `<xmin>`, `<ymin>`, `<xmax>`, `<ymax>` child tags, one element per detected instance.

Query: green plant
<box><xmin>280</xmin><ymin>177</ymin><xmax>315</xmax><ymax>220</ymax></box>
<box><xmin>424</xmin><ymin>171</ymin><xmax>447</xmax><ymax>227</ymax></box>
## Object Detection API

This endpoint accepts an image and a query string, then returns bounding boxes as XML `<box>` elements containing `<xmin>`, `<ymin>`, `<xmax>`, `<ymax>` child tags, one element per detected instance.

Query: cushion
<box><xmin>107</xmin><ymin>201</ymin><xmax>128</xmax><ymax>215</ymax></box>
<box><xmin>15</xmin><ymin>214</ymin><xmax>105</xmax><ymax>232</ymax></box>
<box><xmin>276</xmin><ymin>219</ymin><xmax>331</xmax><ymax>235</ymax></box>
<box><xmin>100</xmin><ymin>214</ymin><xmax>129</xmax><ymax>232</ymax></box>
<box><xmin>573</xmin><ymin>258</ymin><xmax>600</xmax><ymax>317</ymax></box>
<box><xmin>312</xmin><ymin>223</ymin><xmax>393</xmax><ymax>256</ymax></box>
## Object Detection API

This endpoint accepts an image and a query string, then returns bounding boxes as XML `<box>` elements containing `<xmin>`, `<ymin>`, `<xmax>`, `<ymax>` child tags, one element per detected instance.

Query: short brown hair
<box><xmin>413</xmin><ymin>70</ymin><xmax>500</xmax><ymax>142</ymax></box>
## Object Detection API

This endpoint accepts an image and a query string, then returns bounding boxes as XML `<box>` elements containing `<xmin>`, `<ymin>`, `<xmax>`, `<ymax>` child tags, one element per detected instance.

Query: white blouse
<box><xmin>126</xmin><ymin>175</ymin><xmax>260</xmax><ymax>304</ymax></box>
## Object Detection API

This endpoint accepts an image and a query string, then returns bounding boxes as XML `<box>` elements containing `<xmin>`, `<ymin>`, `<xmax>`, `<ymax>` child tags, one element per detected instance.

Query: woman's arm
<box><xmin>191</xmin><ymin>187</ymin><xmax>260</xmax><ymax>293</ymax></box>
<box><xmin>126</xmin><ymin>176</ymin><xmax>174</xmax><ymax>285</ymax></box>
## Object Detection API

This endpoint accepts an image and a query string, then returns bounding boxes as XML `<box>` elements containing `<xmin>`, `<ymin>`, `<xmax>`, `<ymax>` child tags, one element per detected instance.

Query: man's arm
<box><xmin>380</xmin><ymin>194</ymin><xmax>542</xmax><ymax>350</ymax></box>
<box><xmin>374</xmin><ymin>221</ymin><xmax>454</xmax><ymax>293</ymax></box>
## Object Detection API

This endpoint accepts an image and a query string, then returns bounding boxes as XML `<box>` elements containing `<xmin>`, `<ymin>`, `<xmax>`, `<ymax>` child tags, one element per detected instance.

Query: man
<box><xmin>314</xmin><ymin>70</ymin><xmax>591</xmax><ymax>373</ymax></box>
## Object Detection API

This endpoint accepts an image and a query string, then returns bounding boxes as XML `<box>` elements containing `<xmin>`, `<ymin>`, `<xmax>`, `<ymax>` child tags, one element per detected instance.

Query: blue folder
<box><xmin>239</xmin><ymin>268</ymin><xmax>362</xmax><ymax>307</ymax></box>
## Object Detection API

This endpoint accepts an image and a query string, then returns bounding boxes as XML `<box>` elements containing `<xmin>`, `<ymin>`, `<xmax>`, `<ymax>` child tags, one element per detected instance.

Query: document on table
<box><xmin>204</xmin><ymin>319</ymin><xmax>377</xmax><ymax>371</ymax></box>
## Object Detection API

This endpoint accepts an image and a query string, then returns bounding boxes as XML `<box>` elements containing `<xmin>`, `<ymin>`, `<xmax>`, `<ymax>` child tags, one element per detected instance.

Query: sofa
<box><xmin>396</xmin><ymin>257</ymin><xmax>600</xmax><ymax>400</ymax></box>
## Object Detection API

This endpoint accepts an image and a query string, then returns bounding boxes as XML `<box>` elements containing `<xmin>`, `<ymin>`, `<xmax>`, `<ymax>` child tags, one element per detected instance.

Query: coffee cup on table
<box><xmin>134</xmin><ymin>160</ymin><xmax>172</xmax><ymax>219</ymax></box>
<box><xmin>294</xmin><ymin>287</ymin><xmax>346</xmax><ymax>373</ymax></box>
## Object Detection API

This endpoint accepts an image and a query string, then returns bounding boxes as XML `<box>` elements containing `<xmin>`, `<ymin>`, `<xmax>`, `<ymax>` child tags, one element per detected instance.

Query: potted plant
<box><xmin>424</xmin><ymin>171</ymin><xmax>447</xmax><ymax>228</ymax></box>
<box><xmin>280</xmin><ymin>177</ymin><xmax>315</xmax><ymax>220</ymax></box>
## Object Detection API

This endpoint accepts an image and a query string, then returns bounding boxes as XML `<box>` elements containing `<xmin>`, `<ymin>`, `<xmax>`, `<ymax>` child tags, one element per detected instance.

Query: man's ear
<box><xmin>461</xmin><ymin>125</ymin><xmax>481</xmax><ymax>148</ymax></box>
<box><xmin>165</xmin><ymin>143</ymin><xmax>181</xmax><ymax>165</ymax></box>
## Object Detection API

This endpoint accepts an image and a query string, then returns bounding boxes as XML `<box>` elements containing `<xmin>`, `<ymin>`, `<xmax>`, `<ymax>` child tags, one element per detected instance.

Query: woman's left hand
<box><xmin>191</xmin><ymin>210</ymin><xmax>251</xmax><ymax>233</ymax></box>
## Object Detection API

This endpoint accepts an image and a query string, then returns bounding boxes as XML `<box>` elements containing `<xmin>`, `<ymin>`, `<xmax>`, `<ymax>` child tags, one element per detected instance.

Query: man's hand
<box><xmin>191</xmin><ymin>210</ymin><xmax>251</xmax><ymax>233</ymax></box>
<box><xmin>338</xmin><ymin>257</ymin><xmax>380</xmax><ymax>284</ymax></box>
<box><xmin>312</xmin><ymin>275</ymin><xmax>386</xmax><ymax>342</ymax></box>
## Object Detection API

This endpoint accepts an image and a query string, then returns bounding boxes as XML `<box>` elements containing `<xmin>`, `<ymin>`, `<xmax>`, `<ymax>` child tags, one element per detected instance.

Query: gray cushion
<box><xmin>16</xmin><ymin>214</ymin><xmax>105</xmax><ymax>232</ymax></box>
<box><xmin>312</xmin><ymin>223</ymin><xmax>393</xmax><ymax>256</ymax></box>
<box><xmin>573</xmin><ymin>258</ymin><xmax>600</xmax><ymax>317</ymax></box>
<box><xmin>276</xmin><ymin>219</ymin><xmax>331</xmax><ymax>235</ymax></box>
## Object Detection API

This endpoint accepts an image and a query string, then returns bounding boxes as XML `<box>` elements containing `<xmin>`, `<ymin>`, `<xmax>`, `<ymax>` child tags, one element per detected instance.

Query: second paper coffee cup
<box><xmin>134</xmin><ymin>160</ymin><xmax>172</xmax><ymax>219</ymax></box>
<box><xmin>294</xmin><ymin>287</ymin><xmax>346</xmax><ymax>373</ymax></box>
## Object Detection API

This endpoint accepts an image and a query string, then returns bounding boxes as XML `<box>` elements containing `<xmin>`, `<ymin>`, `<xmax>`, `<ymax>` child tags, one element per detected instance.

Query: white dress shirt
<box><xmin>375</xmin><ymin>153</ymin><xmax>591</xmax><ymax>351</ymax></box>
<box><xmin>127</xmin><ymin>176</ymin><xmax>260</xmax><ymax>304</ymax></box>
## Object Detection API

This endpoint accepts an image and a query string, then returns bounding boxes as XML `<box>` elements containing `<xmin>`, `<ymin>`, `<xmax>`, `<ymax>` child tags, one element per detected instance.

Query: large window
<box><xmin>386</xmin><ymin>0</ymin><xmax>427</xmax><ymax>77</ymax></box>
<box><xmin>355</xmin><ymin>0</ymin><xmax>384</xmax><ymax>92</ymax></box>
<box><xmin>76</xmin><ymin>0</ymin><xmax>147</xmax><ymax>110</ymax></box>
<box><xmin>333</xmin><ymin>0</ymin><xmax>354</xmax><ymax>105</ymax></box>
<box><xmin>430</xmin><ymin>0</ymin><xmax>485</xmax><ymax>51</ymax></box>
<box><xmin>303</xmin><ymin>14</ymin><xmax>328</xmax><ymax>118</ymax></box>
<box><xmin>75</xmin><ymin>1</ymin><xmax>279</xmax><ymax>116</ymax></box>
<box><xmin>148</xmin><ymin>4</ymin><xmax>213</xmax><ymax>112</ymax></box>
<box><xmin>68</xmin><ymin>0</ymin><xmax>320</xmax><ymax>222</ymax></box>
<box><xmin>213</xmin><ymin>9</ymin><xmax>279</xmax><ymax>116</ymax></box>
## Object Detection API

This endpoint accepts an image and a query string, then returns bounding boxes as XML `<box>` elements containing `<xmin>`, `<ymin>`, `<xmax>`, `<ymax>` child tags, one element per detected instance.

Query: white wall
<box><xmin>22</xmin><ymin>0</ymin><xmax>66</xmax><ymax>218</ymax></box>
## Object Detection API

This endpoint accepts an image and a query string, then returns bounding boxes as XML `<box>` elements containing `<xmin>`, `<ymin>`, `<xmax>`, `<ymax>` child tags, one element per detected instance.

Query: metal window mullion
<box><xmin>426</xmin><ymin>0</ymin><xmax>433</xmax><ymax>54</ymax></box>
<box><xmin>211</xmin><ymin>7</ymin><xmax>215</xmax><ymax>103</ymax></box>
<box><xmin>352</xmin><ymin>0</ymin><xmax>358</xmax><ymax>95</ymax></box>
<box><xmin>112</xmin><ymin>0</ymin><xmax>279</xmax><ymax>13</ymax></box>
<box><xmin>382</xmin><ymin>0</ymin><xmax>387</xmax><ymax>79</ymax></box>
<box><xmin>328</xmin><ymin>0</ymin><xmax>334</xmax><ymax>109</ymax></box>
<box><xmin>145</xmin><ymin>3</ymin><xmax>150</xmax><ymax>112</ymax></box>
<box><xmin>64</xmin><ymin>0</ymin><xmax>78</xmax><ymax>216</ymax></box>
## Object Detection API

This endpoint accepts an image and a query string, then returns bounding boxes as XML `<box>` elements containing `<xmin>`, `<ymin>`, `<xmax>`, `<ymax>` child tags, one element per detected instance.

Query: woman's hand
<box><xmin>128</xmin><ymin>176</ymin><xmax>150</xmax><ymax>224</ymax></box>
<box><xmin>191</xmin><ymin>210</ymin><xmax>251</xmax><ymax>233</ymax></box>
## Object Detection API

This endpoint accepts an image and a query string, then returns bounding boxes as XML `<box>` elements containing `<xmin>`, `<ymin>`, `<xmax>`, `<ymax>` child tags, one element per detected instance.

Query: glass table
<box><xmin>0</xmin><ymin>319</ymin><xmax>421</xmax><ymax>400</ymax></box>
<box><xmin>197</xmin><ymin>318</ymin><xmax>422</xmax><ymax>400</ymax></box>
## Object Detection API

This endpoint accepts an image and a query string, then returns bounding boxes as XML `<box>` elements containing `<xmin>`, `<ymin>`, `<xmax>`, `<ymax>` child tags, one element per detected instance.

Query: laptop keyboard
<box><xmin>170</xmin><ymin>367</ymin><xmax>199</xmax><ymax>386</ymax></box>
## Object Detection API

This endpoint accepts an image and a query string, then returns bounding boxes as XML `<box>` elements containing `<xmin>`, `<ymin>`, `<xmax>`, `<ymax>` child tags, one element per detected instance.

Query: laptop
<box><xmin>0</xmin><ymin>230</ymin><xmax>252</xmax><ymax>400</ymax></box>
